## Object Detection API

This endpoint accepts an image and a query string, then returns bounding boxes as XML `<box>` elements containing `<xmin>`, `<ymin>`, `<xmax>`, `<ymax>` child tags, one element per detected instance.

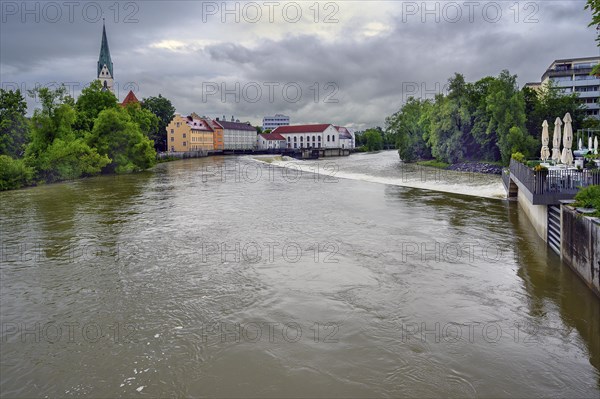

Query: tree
<box><xmin>74</xmin><ymin>80</ymin><xmax>118</xmax><ymax>133</ymax></box>
<box><xmin>0</xmin><ymin>88</ymin><xmax>29</xmax><ymax>158</ymax></box>
<box><xmin>485</xmin><ymin>70</ymin><xmax>534</xmax><ymax>164</ymax></box>
<box><xmin>586</xmin><ymin>0</ymin><xmax>600</xmax><ymax>74</ymax></box>
<box><xmin>124</xmin><ymin>102</ymin><xmax>159</xmax><ymax>139</ymax></box>
<box><xmin>88</xmin><ymin>107</ymin><xmax>156</xmax><ymax>174</ymax></box>
<box><xmin>141</xmin><ymin>94</ymin><xmax>175</xmax><ymax>151</ymax></box>
<box><xmin>363</xmin><ymin>128</ymin><xmax>384</xmax><ymax>151</ymax></box>
<box><xmin>386</xmin><ymin>97</ymin><xmax>432</xmax><ymax>162</ymax></box>
<box><xmin>427</xmin><ymin>74</ymin><xmax>474</xmax><ymax>163</ymax></box>
<box><xmin>25</xmin><ymin>86</ymin><xmax>109</xmax><ymax>182</ymax></box>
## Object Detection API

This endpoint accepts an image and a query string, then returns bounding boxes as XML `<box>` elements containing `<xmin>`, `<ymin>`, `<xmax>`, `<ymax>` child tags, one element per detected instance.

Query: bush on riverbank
<box><xmin>0</xmin><ymin>155</ymin><xmax>34</xmax><ymax>191</ymax></box>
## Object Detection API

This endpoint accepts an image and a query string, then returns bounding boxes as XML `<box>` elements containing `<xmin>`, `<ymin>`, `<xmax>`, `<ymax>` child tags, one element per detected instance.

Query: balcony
<box><xmin>505</xmin><ymin>159</ymin><xmax>600</xmax><ymax>205</ymax></box>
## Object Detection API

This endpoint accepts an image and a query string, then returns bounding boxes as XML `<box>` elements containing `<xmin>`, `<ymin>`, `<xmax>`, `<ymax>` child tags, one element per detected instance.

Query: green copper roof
<box><xmin>97</xmin><ymin>23</ymin><xmax>113</xmax><ymax>78</ymax></box>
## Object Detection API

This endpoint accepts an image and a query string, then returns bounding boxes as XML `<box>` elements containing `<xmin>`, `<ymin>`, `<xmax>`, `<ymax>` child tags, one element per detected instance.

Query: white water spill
<box><xmin>254</xmin><ymin>151</ymin><xmax>506</xmax><ymax>199</ymax></box>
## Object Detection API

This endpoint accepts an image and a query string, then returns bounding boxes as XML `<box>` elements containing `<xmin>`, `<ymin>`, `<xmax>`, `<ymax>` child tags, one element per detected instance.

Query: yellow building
<box><xmin>167</xmin><ymin>114</ymin><xmax>214</xmax><ymax>152</ymax></box>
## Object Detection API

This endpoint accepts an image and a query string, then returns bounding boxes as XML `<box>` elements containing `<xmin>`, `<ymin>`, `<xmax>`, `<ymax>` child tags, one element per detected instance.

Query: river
<box><xmin>1</xmin><ymin>151</ymin><xmax>598</xmax><ymax>397</ymax></box>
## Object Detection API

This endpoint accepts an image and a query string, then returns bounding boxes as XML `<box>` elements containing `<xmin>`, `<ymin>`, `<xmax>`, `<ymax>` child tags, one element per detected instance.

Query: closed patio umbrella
<box><xmin>560</xmin><ymin>113</ymin><xmax>573</xmax><ymax>166</ymax></box>
<box><xmin>540</xmin><ymin>120</ymin><xmax>550</xmax><ymax>161</ymax></box>
<box><xmin>595</xmin><ymin>136</ymin><xmax>598</xmax><ymax>155</ymax></box>
<box><xmin>589</xmin><ymin>136</ymin><xmax>593</xmax><ymax>152</ymax></box>
<box><xmin>551</xmin><ymin>117</ymin><xmax>562</xmax><ymax>163</ymax></box>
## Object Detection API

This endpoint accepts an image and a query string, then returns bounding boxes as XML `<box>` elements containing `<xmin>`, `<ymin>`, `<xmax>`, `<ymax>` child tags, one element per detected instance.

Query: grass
<box><xmin>416</xmin><ymin>160</ymin><xmax>450</xmax><ymax>169</ymax></box>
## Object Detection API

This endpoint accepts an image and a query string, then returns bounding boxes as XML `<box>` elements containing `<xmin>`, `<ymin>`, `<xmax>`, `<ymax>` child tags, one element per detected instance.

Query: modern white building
<box><xmin>262</xmin><ymin>114</ymin><xmax>290</xmax><ymax>131</ymax></box>
<box><xmin>257</xmin><ymin>132</ymin><xmax>287</xmax><ymax>150</ymax></box>
<box><xmin>534</xmin><ymin>56</ymin><xmax>600</xmax><ymax>119</ymax></box>
<box><xmin>215</xmin><ymin>120</ymin><xmax>257</xmax><ymax>150</ymax></box>
<box><xmin>272</xmin><ymin>124</ymin><xmax>341</xmax><ymax>149</ymax></box>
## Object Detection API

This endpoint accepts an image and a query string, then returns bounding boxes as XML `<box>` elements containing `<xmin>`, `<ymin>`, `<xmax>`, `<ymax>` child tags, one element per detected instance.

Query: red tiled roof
<box><xmin>272</xmin><ymin>124</ymin><xmax>332</xmax><ymax>134</ymax></box>
<box><xmin>259</xmin><ymin>133</ymin><xmax>286</xmax><ymax>141</ymax></box>
<box><xmin>121</xmin><ymin>90</ymin><xmax>139</xmax><ymax>106</ymax></box>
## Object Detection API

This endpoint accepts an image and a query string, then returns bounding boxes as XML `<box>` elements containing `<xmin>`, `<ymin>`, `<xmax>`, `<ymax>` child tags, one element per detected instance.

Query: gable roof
<box><xmin>215</xmin><ymin>120</ymin><xmax>256</xmax><ymax>131</ymax></box>
<box><xmin>272</xmin><ymin>124</ymin><xmax>332</xmax><ymax>134</ymax></box>
<box><xmin>259</xmin><ymin>133</ymin><xmax>286</xmax><ymax>141</ymax></box>
<box><xmin>186</xmin><ymin>116</ymin><xmax>213</xmax><ymax>131</ymax></box>
<box><xmin>121</xmin><ymin>90</ymin><xmax>139</xmax><ymax>106</ymax></box>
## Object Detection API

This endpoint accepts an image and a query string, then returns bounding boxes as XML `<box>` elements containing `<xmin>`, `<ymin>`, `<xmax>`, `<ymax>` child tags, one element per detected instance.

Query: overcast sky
<box><xmin>1</xmin><ymin>0</ymin><xmax>598</xmax><ymax>130</ymax></box>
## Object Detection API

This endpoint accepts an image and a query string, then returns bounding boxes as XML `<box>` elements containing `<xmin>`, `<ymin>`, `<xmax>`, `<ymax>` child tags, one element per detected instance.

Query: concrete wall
<box><xmin>517</xmin><ymin>193</ymin><xmax>548</xmax><ymax>242</ymax></box>
<box><xmin>561</xmin><ymin>206</ymin><xmax>600</xmax><ymax>297</ymax></box>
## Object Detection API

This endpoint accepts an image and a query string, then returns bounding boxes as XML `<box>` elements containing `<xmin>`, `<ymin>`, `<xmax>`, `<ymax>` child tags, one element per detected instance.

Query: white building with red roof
<box><xmin>257</xmin><ymin>132</ymin><xmax>287</xmax><ymax>150</ymax></box>
<box><xmin>271</xmin><ymin>124</ymin><xmax>340</xmax><ymax>149</ymax></box>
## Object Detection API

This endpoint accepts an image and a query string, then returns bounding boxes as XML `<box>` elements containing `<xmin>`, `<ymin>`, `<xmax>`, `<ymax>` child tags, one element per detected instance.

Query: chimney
<box><xmin>231</xmin><ymin>115</ymin><xmax>234</xmax><ymax>122</ymax></box>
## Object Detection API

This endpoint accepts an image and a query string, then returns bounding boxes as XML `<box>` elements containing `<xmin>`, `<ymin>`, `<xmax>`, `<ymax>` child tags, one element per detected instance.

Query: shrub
<box><xmin>572</xmin><ymin>185</ymin><xmax>600</xmax><ymax>216</ymax></box>
<box><xmin>511</xmin><ymin>152</ymin><xmax>525</xmax><ymax>163</ymax></box>
<box><xmin>0</xmin><ymin>155</ymin><xmax>34</xmax><ymax>190</ymax></box>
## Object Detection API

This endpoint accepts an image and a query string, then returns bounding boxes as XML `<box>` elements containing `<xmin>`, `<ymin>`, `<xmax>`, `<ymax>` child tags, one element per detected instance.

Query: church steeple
<box><xmin>97</xmin><ymin>19</ymin><xmax>114</xmax><ymax>93</ymax></box>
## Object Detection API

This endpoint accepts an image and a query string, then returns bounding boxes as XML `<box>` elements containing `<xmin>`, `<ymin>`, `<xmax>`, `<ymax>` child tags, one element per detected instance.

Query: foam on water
<box><xmin>254</xmin><ymin>153</ymin><xmax>506</xmax><ymax>200</ymax></box>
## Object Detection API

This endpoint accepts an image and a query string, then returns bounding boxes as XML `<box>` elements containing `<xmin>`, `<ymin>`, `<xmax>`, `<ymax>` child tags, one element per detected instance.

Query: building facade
<box><xmin>335</xmin><ymin>126</ymin><xmax>355</xmax><ymax>149</ymax></box>
<box><xmin>534</xmin><ymin>56</ymin><xmax>600</xmax><ymax>119</ymax></box>
<box><xmin>167</xmin><ymin>114</ymin><xmax>214</xmax><ymax>152</ymax></box>
<box><xmin>216</xmin><ymin>120</ymin><xmax>257</xmax><ymax>150</ymax></box>
<box><xmin>262</xmin><ymin>114</ymin><xmax>290</xmax><ymax>131</ymax></box>
<box><xmin>204</xmin><ymin>118</ymin><xmax>224</xmax><ymax>151</ymax></box>
<box><xmin>257</xmin><ymin>133</ymin><xmax>287</xmax><ymax>150</ymax></box>
<box><xmin>272</xmin><ymin>124</ymin><xmax>340</xmax><ymax>149</ymax></box>
<box><xmin>97</xmin><ymin>22</ymin><xmax>114</xmax><ymax>93</ymax></box>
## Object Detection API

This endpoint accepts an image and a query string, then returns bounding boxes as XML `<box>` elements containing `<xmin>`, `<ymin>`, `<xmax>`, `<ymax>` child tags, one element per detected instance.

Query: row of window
<box><xmin>285</xmin><ymin>135</ymin><xmax>338</xmax><ymax>143</ymax></box>
<box><xmin>576</xmin><ymin>86</ymin><xmax>599</xmax><ymax>92</ymax></box>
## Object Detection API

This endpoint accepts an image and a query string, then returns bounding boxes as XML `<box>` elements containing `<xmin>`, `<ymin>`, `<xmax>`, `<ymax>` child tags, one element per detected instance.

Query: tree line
<box><xmin>383</xmin><ymin>70</ymin><xmax>594</xmax><ymax>165</ymax></box>
<box><xmin>0</xmin><ymin>81</ymin><xmax>176</xmax><ymax>190</ymax></box>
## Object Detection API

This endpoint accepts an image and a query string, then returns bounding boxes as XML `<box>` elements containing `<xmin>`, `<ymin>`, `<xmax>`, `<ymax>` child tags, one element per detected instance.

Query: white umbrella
<box><xmin>578</xmin><ymin>137</ymin><xmax>583</xmax><ymax>151</ymax></box>
<box><xmin>540</xmin><ymin>120</ymin><xmax>550</xmax><ymax>161</ymax></box>
<box><xmin>560</xmin><ymin>113</ymin><xmax>573</xmax><ymax>166</ymax></box>
<box><xmin>551</xmin><ymin>117</ymin><xmax>562</xmax><ymax>163</ymax></box>
<box><xmin>595</xmin><ymin>136</ymin><xmax>598</xmax><ymax>155</ymax></box>
<box><xmin>588</xmin><ymin>136</ymin><xmax>593</xmax><ymax>151</ymax></box>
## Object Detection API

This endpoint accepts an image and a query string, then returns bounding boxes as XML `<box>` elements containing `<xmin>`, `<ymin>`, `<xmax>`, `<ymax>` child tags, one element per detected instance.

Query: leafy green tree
<box><xmin>386</xmin><ymin>97</ymin><xmax>432</xmax><ymax>162</ymax></box>
<box><xmin>74</xmin><ymin>80</ymin><xmax>118</xmax><ymax>133</ymax></box>
<box><xmin>124</xmin><ymin>102</ymin><xmax>159</xmax><ymax>139</ymax></box>
<box><xmin>524</xmin><ymin>80</ymin><xmax>586</xmax><ymax>141</ymax></box>
<box><xmin>88</xmin><ymin>107</ymin><xmax>156</xmax><ymax>174</ymax></box>
<box><xmin>485</xmin><ymin>70</ymin><xmax>533</xmax><ymax>164</ymax></box>
<box><xmin>586</xmin><ymin>0</ymin><xmax>600</xmax><ymax>75</ymax></box>
<box><xmin>363</xmin><ymin>128</ymin><xmax>384</xmax><ymax>151</ymax></box>
<box><xmin>0</xmin><ymin>155</ymin><xmax>34</xmax><ymax>190</ymax></box>
<box><xmin>427</xmin><ymin>74</ymin><xmax>474</xmax><ymax>163</ymax></box>
<box><xmin>141</xmin><ymin>94</ymin><xmax>175</xmax><ymax>151</ymax></box>
<box><xmin>25</xmin><ymin>86</ymin><xmax>109</xmax><ymax>182</ymax></box>
<box><xmin>0</xmin><ymin>89</ymin><xmax>30</xmax><ymax>158</ymax></box>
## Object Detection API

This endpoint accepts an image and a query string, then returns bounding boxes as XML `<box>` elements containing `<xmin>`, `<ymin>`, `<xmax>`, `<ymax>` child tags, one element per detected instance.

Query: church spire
<box><xmin>97</xmin><ymin>19</ymin><xmax>114</xmax><ymax>92</ymax></box>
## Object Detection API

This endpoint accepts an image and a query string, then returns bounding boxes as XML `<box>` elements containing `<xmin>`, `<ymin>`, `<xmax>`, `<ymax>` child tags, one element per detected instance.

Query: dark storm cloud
<box><xmin>1</xmin><ymin>0</ymin><xmax>597</xmax><ymax>129</ymax></box>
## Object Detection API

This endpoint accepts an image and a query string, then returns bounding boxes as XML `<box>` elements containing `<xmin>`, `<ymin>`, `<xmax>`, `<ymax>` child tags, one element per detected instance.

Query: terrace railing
<box><xmin>508</xmin><ymin>159</ymin><xmax>600</xmax><ymax>204</ymax></box>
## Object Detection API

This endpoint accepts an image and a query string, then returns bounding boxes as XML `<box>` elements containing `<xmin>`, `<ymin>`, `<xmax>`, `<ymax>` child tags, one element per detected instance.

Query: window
<box><xmin>327</xmin><ymin>135</ymin><xmax>330</xmax><ymax>142</ymax></box>
<box><xmin>300</xmin><ymin>136</ymin><xmax>303</xmax><ymax>142</ymax></box>
<box><xmin>183</xmin><ymin>142</ymin><xmax>187</xmax><ymax>146</ymax></box>
<box><xmin>171</xmin><ymin>129</ymin><xmax>174</xmax><ymax>134</ymax></box>
<box><xmin>176</xmin><ymin>122</ymin><xmax>180</xmax><ymax>127</ymax></box>
<box><xmin>171</xmin><ymin>146</ymin><xmax>174</xmax><ymax>152</ymax></box>
<box><xmin>312</xmin><ymin>136</ymin><xmax>316</xmax><ymax>142</ymax></box>
<box><xmin>318</xmin><ymin>136</ymin><xmax>321</xmax><ymax>142</ymax></box>
<box><xmin>170</xmin><ymin>137</ymin><xmax>174</xmax><ymax>142</ymax></box>
<box><xmin>294</xmin><ymin>143</ymin><xmax>297</xmax><ymax>148</ymax></box>
<box><xmin>183</xmin><ymin>133</ymin><xmax>187</xmax><ymax>138</ymax></box>
<box><xmin>332</xmin><ymin>136</ymin><xmax>335</xmax><ymax>142</ymax></box>
<box><xmin>294</xmin><ymin>137</ymin><xmax>297</xmax><ymax>142</ymax></box>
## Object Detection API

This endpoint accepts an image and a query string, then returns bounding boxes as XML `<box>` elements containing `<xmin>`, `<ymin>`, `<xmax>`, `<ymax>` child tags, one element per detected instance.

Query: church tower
<box><xmin>97</xmin><ymin>20</ymin><xmax>114</xmax><ymax>93</ymax></box>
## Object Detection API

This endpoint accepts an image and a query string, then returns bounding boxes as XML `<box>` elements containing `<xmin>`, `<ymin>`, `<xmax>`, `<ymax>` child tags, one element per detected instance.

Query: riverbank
<box><xmin>416</xmin><ymin>159</ymin><xmax>503</xmax><ymax>175</ymax></box>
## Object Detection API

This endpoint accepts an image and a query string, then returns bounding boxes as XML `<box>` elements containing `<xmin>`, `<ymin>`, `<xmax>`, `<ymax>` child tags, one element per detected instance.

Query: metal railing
<box><xmin>509</xmin><ymin>159</ymin><xmax>600</xmax><ymax>198</ymax></box>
